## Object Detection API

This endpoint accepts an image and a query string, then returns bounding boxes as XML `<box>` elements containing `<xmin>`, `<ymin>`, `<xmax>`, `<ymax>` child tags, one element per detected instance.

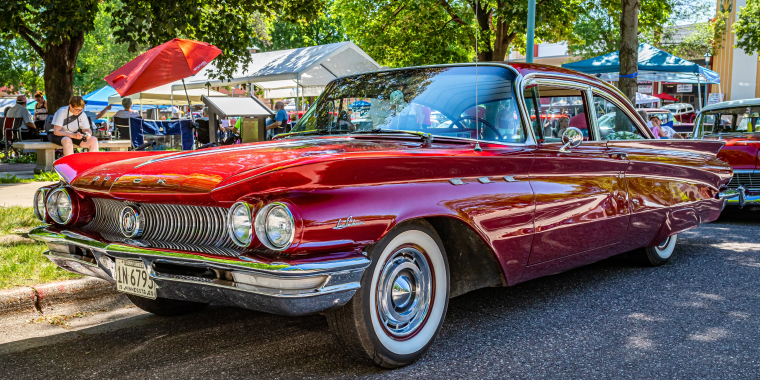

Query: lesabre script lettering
<box><xmin>334</xmin><ymin>216</ymin><xmax>364</xmax><ymax>230</ymax></box>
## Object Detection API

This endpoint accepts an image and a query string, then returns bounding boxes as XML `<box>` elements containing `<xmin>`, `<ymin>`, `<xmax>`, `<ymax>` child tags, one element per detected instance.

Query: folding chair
<box><xmin>114</xmin><ymin>116</ymin><xmax>131</xmax><ymax>146</ymax></box>
<box><xmin>2</xmin><ymin>117</ymin><xmax>21</xmax><ymax>158</ymax></box>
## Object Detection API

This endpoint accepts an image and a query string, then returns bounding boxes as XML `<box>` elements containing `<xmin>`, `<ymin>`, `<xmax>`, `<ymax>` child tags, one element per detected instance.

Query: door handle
<box><xmin>609</xmin><ymin>151</ymin><xmax>627</xmax><ymax>159</ymax></box>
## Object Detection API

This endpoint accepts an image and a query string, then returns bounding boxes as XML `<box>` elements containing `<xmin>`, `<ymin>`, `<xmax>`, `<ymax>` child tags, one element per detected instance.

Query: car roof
<box><xmin>700</xmin><ymin>98</ymin><xmax>760</xmax><ymax>113</ymax></box>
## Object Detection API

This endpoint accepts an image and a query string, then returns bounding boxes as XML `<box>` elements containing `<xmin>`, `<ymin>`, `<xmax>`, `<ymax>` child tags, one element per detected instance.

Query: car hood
<box><xmin>65</xmin><ymin>137</ymin><xmax>460</xmax><ymax>195</ymax></box>
<box><xmin>705</xmin><ymin>134</ymin><xmax>760</xmax><ymax>170</ymax></box>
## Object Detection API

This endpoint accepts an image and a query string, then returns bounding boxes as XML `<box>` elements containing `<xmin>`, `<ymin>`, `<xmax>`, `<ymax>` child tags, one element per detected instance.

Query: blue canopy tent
<box><xmin>562</xmin><ymin>43</ymin><xmax>720</xmax><ymax>109</ymax></box>
<box><xmin>349</xmin><ymin>100</ymin><xmax>371</xmax><ymax>108</ymax></box>
<box><xmin>83</xmin><ymin>85</ymin><xmax>118</xmax><ymax>106</ymax></box>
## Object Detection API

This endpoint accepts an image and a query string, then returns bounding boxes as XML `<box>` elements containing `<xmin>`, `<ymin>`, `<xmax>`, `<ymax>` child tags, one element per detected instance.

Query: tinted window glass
<box><xmin>593</xmin><ymin>95</ymin><xmax>646</xmax><ymax>140</ymax></box>
<box><xmin>538</xmin><ymin>90</ymin><xmax>589</xmax><ymax>141</ymax></box>
<box><xmin>699</xmin><ymin>106</ymin><xmax>760</xmax><ymax>136</ymax></box>
<box><xmin>523</xmin><ymin>86</ymin><xmax>542</xmax><ymax>139</ymax></box>
<box><xmin>291</xmin><ymin>66</ymin><xmax>525</xmax><ymax>143</ymax></box>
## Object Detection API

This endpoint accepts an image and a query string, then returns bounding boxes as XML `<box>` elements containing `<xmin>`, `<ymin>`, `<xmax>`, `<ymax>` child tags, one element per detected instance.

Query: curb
<box><xmin>0</xmin><ymin>278</ymin><xmax>119</xmax><ymax>316</ymax></box>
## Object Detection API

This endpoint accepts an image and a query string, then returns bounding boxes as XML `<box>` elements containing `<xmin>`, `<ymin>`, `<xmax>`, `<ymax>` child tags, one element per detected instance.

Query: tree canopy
<box><xmin>734</xmin><ymin>0</ymin><xmax>760</xmax><ymax>57</ymax></box>
<box><xmin>0</xmin><ymin>0</ymin><xmax>324</xmax><ymax>110</ymax></box>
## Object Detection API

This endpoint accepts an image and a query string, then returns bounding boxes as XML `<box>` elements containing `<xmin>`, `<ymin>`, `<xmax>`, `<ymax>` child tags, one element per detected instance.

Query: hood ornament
<box><xmin>333</xmin><ymin>216</ymin><xmax>364</xmax><ymax>230</ymax></box>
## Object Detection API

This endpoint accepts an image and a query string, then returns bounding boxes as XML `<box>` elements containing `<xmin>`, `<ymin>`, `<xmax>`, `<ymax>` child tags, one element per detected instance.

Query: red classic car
<box><xmin>693</xmin><ymin>98</ymin><xmax>760</xmax><ymax>206</ymax></box>
<box><xmin>30</xmin><ymin>63</ymin><xmax>731</xmax><ymax>368</ymax></box>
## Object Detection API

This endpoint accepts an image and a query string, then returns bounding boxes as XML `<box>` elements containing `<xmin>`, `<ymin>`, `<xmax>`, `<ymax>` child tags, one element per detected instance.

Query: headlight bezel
<box><xmin>254</xmin><ymin>202</ymin><xmax>295</xmax><ymax>251</ymax></box>
<box><xmin>227</xmin><ymin>202</ymin><xmax>254</xmax><ymax>247</ymax></box>
<box><xmin>46</xmin><ymin>187</ymin><xmax>75</xmax><ymax>225</ymax></box>
<box><xmin>33</xmin><ymin>188</ymin><xmax>49</xmax><ymax>222</ymax></box>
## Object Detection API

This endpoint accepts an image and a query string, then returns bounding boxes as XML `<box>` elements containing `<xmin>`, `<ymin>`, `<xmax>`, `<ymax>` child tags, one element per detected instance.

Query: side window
<box><xmin>593</xmin><ymin>95</ymin><xmax>646</xmax><ymax>140</ymax></box>
<box><xmin>535</xmin><ymin>85</ymin><xmax>591</xmax><ymax>142</ymax></box>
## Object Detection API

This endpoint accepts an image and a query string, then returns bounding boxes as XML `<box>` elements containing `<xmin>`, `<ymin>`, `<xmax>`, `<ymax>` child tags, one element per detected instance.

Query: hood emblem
<box><xmin>334</xmin><ymin>216</ymin><xmax>364</xmax><ymax>230</ymax></box>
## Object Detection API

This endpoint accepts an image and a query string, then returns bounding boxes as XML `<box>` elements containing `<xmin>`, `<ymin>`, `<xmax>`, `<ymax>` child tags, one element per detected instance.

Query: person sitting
<box><xmin>556</xmin><ymin>117</ymin><xmax>570</xmax><ymax>137</ymax></box>
<box><xmin>266</xmin><ymin>101</ymin><xmax>288</xmax><ymax>140</ymax></box>
<box><xmin>33</xmin><ymin>92</ymin><xmax>49</xmax><ymax>132</ymax></box>
<box><xmin>51</xmin><ymin>96</ymin><xmax>99</xmax><ymax>156</ymax></box>
<box><xmin>647</xmin><ymin>116</ymin><xmax>667</xmax><ymax>139</ymax></box>
<box><xmin>5</xmin><ymin>95</ymin><xmax>39</xmax><ymax>140</ymax></box>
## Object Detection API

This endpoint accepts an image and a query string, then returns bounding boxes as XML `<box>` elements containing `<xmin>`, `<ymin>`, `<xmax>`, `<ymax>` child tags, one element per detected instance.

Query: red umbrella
<box><xmin>652</xmin><ymin>92</ymin><xmax>678</xmax><ymax>102</ymax></box>
<box><xmin>105</xmin><ymin>38</ymin><xmax>222</xmax><ymax>97</ymax></box>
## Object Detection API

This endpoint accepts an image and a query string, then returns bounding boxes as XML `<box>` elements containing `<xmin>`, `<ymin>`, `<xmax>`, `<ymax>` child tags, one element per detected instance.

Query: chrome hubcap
<box><xmin>377</xmin><ymin>246</ymin><xmax>432</xmax><ymax>338</ymax></box>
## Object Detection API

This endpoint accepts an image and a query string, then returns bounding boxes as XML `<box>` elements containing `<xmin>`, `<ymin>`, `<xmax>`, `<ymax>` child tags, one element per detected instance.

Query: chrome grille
<box><xmin>727</xmin><ymin>172</ymin><xmax>760</xmax><ymax>192</ymax></box>
<box><xmin>85</xmin><ymin>198</ymin><xmax>238</xmax><ymax>254</ymax></box>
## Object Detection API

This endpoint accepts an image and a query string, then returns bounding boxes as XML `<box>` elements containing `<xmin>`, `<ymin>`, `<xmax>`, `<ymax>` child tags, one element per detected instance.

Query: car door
<box><xmin>527</xmin><ymin>80</ymin><xmax>630</xmax><ymax>265</ymax></box>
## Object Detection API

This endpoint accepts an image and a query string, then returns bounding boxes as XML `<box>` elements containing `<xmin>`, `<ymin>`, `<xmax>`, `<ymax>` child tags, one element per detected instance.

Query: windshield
<box><xmin>288</xmin><ymin>66</ymin><xmax>525</xmax><ymax>143</ymax></box>
<box><xmin>698</xmin><ymin>105</ymin><xmax>760</xmax><ymax>136</ymax></box>
<box><xmin>648</xmin><ymin>112</ymin><xmax>672</xmax><ymax>123</ymax></box>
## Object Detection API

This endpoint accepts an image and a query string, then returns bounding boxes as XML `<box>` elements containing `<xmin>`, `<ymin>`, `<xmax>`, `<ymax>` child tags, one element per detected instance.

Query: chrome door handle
<box><xmin>609</xmin><ymin>151</ymin><xmax>627</xmax><ymax>159</ymax></box>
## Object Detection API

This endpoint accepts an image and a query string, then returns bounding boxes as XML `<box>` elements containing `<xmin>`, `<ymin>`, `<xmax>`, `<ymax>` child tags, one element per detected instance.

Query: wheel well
<box><xmin>425</xmin><ymin>217</ymin><xmax>506</xmax><ymax>298</ymax></box>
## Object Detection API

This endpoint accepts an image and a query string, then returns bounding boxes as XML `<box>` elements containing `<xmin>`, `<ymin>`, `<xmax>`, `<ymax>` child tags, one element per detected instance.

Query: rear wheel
<box><xmin>126</xmin><ymin>294</ymin><xmax>208</xmax><ymax>316</ymax></box>
<box><xmin>630</xmin><ymin>234</ymin><xmax>678</xmax><ymax>266</ymax></box>
<box><xmin>327</xmin><ymin>220</ymin><xmax>449</xmax><ymax>368</ymax></box>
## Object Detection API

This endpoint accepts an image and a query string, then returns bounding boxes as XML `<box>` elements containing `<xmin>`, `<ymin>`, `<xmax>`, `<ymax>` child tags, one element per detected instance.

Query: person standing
<box><xmin>266</xmin><ymin>101</ymin><xmax>288</xmax><ymax>140</ymax></box>
<box><xmin>51</xmin><ymin>96</ymin><xmax>99</xmax><ymax>156</ymax></box>
<box><xmin>33</xmin><ymin>92</ymin><xmax>48</xmax><ymax>121</ymax></box>
<box><xmin>5</xmin><ymin>95</ymin><xmax>38</xmax><ymax>140</ymax></box>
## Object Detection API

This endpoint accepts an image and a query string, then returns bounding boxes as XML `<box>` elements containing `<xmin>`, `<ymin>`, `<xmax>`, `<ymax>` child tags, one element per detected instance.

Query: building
<box><xmin>507</xmin><ymin>42</ymin><xmax>577</xmax><ymax>66</ymax></box>
<box><xmin>712</xmin><ymin>0</ymin><xmax>760</xmax><ymax>101</ymax></box>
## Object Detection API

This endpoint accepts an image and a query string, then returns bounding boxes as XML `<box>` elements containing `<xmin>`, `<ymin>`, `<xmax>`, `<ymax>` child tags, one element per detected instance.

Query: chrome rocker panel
<box><xmin>30</xmin><ymin>227</ymin><xmax>371</xmax><ymax>317</ymax></box>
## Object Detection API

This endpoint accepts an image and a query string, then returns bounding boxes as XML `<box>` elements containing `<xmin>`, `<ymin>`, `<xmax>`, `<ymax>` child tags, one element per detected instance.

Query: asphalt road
<box><xmin>1</xmin><ymin>208</ymin><xmax>759</xmax><ymax>379</ymax></box>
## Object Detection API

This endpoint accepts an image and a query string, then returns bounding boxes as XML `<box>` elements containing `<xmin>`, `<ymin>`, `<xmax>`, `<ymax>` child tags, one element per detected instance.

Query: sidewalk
<box><xmin>0</xmin><ymin>163</ymin><xmax>55</xmax><ymax>207</ymax></box>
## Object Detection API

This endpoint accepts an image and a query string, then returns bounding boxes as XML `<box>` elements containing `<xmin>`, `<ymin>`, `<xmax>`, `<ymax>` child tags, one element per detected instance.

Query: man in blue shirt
<box><xmin>266</xmin><ymin>101</ymin><xmax>289</xmax><ymax>140</ymax></box>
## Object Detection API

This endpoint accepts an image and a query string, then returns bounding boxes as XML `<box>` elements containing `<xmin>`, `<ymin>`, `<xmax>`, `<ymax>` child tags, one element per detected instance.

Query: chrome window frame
<box><xmin>589</xmin><ymin>87</ymin><xmax>654</xmax><ymax>140</ymax></box>
<box><xmin>521</xmin><ymin>74</ymin><xmax>599</xmax><ymax>142</ymax></box>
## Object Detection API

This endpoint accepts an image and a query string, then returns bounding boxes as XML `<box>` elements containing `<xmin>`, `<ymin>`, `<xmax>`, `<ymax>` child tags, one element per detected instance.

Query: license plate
<box><xmin>115</xmin><ymin>258</ymin><xmax>156</xmax><ymax>299</ymax></box>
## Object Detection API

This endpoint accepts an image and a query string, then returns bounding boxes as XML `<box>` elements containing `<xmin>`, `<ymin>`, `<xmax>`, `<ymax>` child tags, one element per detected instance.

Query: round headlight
<box><xmin>46</xmin><ymin>188</ymin><xmax>73</xmax><ymax>224</ymax></box>
<box><xmin>33</xmin><ymin>188</ymin><xmax>48</xmax><ymax>222</ymax></box>
<box><xmin>254</xmin><ymin>203</ymin><xmax>295</xmax><ymax>251</ymax></box>
<box><xmin>119</xmin><ymin>206</ymin><xmax>143</xmax><ymax>238</ymax></box>
<box><xmin>227</xmin><ymin>202</ymin><xmax>253</xmax><ymax>247</ymax></box>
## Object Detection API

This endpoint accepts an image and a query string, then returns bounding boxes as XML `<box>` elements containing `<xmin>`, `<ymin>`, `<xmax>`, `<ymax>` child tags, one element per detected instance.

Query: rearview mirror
<box><xmin>559</xmin><ymin>127</ymin><xmax>583</xmax><ymax>153</ymax></box>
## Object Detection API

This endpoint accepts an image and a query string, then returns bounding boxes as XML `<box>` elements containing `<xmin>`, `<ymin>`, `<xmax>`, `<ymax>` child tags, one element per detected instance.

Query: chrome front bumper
<box><xmin>719</xmin><ymin>186</ymin><xmax>760</xmax><ymax>208</ymax></box>
<box><xmin>29</xmin><ymin>227</ymin><xmax>370</xmax><ymax>316</ymax></box>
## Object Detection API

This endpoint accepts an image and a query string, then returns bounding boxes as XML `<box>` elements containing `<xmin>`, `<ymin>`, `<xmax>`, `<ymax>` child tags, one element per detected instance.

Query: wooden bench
<box><xmin>13</xmin><ymin>140</ymin><xmax>132</xmax><ymax>174</ymax></box>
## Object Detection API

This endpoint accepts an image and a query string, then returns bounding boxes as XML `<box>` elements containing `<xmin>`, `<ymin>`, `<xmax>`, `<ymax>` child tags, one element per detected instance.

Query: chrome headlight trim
<box><xmin>254</xmin><ymin>202</ymin><xmax>295</xmax><ymax>251</ymax></box>
<box><xmin>46</xmin><ymin>188</ymin><xmax>74</xmax><ymax>225</ymax></box>
<box><xmin>119</xmin><ymin>205</ymin><xmax>143</xmax><ymax>238</ymax></box>
<box><xmin>227</xmin><ymin>202</ymin><xmax>253</xmax><ymax>247</ymax></box>
<box><xmin>33</xmin><ymin>188</ymin><xmax>49</xmax><ymax>222</ymax></box>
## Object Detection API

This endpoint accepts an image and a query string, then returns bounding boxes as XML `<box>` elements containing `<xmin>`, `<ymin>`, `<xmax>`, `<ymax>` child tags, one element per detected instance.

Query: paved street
<box><xmin>1</xmin><ymin>208</ymin><xmax>758</xmax><ymax>379</ymax></box>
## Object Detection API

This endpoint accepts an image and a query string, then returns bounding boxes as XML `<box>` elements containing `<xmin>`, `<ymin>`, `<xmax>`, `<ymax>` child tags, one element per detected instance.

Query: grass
<box><xmin>0</xmin><ymin>206</ymin><xmax>81</xmax><ymax>290</ymax></box>
<box><xmin>0</xmin><ymin>171</ymin><xmax>60</xmax><ymax>184</ymax></box>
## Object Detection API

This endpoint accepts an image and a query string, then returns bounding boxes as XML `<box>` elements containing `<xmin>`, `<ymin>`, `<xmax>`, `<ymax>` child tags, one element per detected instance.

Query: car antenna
<box><xmin>473</xmin><ymin>0</ymin><xmax>482</xmax><ymax>153</ymax></box>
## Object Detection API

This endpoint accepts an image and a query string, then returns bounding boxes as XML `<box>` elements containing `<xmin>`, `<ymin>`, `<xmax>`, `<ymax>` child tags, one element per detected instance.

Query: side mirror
<box><xmin>559</xmin><ymin>127</ymin><xmax>583</xmax><ymax>153</ymax></box>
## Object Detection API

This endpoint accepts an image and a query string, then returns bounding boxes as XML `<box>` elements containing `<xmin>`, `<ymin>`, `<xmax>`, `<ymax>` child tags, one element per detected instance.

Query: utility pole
<box><xmin>526</xmin><ymin>0</ymin><xmax>536</xmax><ymax>63</ymax></box>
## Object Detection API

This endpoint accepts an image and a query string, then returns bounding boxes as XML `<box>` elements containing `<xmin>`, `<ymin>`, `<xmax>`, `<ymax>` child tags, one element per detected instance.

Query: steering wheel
<box><xmin>454</xmin><ymin>116</ymin><xmax>503</xmax><ymax>140</ymax></box>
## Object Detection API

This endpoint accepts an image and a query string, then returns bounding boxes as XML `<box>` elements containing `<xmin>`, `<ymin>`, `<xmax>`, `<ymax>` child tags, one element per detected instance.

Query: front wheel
<box><xmin>327</xmin><ymin>220</ymin><xmax>449</xmax><ymax>368</ymax></box>
<box><xmin>630</xmin><ymin>234</ymin><xmax>678</xmax><ymax>266</ymax></box>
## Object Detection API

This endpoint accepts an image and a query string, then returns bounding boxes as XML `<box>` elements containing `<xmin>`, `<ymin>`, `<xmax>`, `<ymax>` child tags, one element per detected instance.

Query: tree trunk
<box><xmin>619</xmin><ymin>0</ymin><xmax>639</xmax><ymax>105</ymax></box>
<box><xmin>42</xmin><ymin>31</ymin><xmax>85</xmax><ymax>111</ymax></box>
<box><xmin>471</xmin><ymin>1</ymin><xmax>494</xmax><ymax>62</ymax></box>
<box><xmin>493</xmin><ymin>20</ymin><xmax>517</xmax><ymax>62</ymax></box>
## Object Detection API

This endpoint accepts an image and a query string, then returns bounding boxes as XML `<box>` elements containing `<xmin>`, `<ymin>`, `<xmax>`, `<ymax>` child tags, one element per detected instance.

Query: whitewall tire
<box><xmin>631</xmin><ymin>234</ymin><xmax>678</xmax><ymax>266</ymax></box>
<box><xmin>327</xmin><ymin>220</ymin><xmax>449</xmax><ymax>368</ymax></box>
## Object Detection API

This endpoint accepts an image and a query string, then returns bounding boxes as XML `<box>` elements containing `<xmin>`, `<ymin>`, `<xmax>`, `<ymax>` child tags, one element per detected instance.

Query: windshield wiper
<box><xmin>278</xmin><ymin>129</ymin><xmax>340</xmax><ymax>139</ymax></box>
<box><xmin>350</xmin><ymin>129</ymin><xmax>433</xmax><ymax>144</ymax></box>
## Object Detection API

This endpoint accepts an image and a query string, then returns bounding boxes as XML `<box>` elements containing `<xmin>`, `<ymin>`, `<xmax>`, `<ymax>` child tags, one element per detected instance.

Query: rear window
<box><xmin>698</xmin><ymin>106</ymin><xmax>760</xmax><ymax>136</ymax></box>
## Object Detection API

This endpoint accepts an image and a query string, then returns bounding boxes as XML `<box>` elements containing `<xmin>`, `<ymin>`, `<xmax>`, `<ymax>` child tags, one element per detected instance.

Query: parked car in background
<box><xmin>637</xmin><ymin>108</ymin><xmax>694</xmax><ymax>137</ymax></box>
<box><xmin>31</xmin><ymin>63</ymin><xmax>731</xmax><ymax>368</ymax></box>
<box><xmin>693</xmin><ymin>98</ymin><xmax>760</xmax><ymax>206</ymax></box>
<box><xmin>663</xmin><ymin>103</ymin><xmax>697</xmax><ymax>123</ymax></box>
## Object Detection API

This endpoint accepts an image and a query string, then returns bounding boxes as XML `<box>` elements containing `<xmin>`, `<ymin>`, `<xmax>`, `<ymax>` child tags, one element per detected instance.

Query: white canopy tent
<box><xmin>636</xmin><ymin>92</ymin><xmax>660</xmax><ymax>105</ymax></box>
<box><xmin>172</xmin><ymin>42</ymin><xmax>381</xmax><ymax>105</ymax></box>
<box><xmin>108</xmin><ymin>83</ymin><xmax>226</xmax><ymax>106</ymax></box>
